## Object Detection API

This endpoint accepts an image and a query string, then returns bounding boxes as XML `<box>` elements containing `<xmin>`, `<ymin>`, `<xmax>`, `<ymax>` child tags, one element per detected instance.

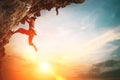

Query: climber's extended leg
<box><xmin>14</xmin><ymin>28</ymin><xmax>29</xmax><ymax>35</ymax></box>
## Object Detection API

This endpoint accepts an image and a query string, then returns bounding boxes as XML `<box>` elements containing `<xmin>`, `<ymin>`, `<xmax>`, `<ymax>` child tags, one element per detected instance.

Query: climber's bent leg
<box><xmin>32</xmin><ymin>43</ymin><xmax>38</xmax><ymax>51</ymax></box>
<box><xmin>29</xmin><ymin>36</ymin><xmax>33</xmax><ymax>45</ymax></box>
<box><xmin>29</xmin><ymin>36</ymin><xmax>37</xmax><ymax>51</ymax></box>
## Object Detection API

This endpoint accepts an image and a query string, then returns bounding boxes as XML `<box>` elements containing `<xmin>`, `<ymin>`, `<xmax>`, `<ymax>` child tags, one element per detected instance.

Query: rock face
<box><xmin>0</xmin><ymin>0</ymin><xmax>84</xmax><ymax>79</ymax></box>
<box><xmin>0</xmin><ymin>0</ymin><xmax>34</xmax><ymax>58</ymax></box>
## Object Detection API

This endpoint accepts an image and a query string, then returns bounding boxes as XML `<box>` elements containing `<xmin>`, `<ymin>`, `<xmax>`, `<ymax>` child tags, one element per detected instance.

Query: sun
<box><xmin>36</xmin><ymin>61</ymin><xmax>67</xmax><ymax>80</ymax></box>
<box><xmin>40</xmin><ymin>62</ymin><xmax>52</xmax><ymax>73</ymax></box>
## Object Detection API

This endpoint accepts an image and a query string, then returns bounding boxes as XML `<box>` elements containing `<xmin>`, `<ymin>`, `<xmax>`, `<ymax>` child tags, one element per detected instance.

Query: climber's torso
<box><xmin>28</xmin><ymin>19</ymin><xmax>37</xmax><ymax>36</ymax></box>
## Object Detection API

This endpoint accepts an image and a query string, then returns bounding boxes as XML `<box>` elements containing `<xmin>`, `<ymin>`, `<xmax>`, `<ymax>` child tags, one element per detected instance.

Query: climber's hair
<box><xmin>31</xmin><ymin>17</ymin><xmax>36</xmax><ymax>20</ymax></box>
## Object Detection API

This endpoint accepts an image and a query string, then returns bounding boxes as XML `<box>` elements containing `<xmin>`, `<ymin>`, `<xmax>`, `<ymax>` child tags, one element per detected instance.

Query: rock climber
<box><xmin>14</xmin><ymin>16</ymin><xmax>37</xmax><ymax>51</ymax></box>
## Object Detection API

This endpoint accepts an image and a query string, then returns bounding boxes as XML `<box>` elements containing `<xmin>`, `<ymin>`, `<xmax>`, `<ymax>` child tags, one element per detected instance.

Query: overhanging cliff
<box><xmin>0</xmin><ymin>0</ymin><xmax>84</xmax><ymax>56</ymax></box>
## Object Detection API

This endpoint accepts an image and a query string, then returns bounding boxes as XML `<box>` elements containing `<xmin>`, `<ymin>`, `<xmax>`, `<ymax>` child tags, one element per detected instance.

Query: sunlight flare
<box><xmin>40</xmin><ymin>62</ymin><xmax>52</xmax><ymax>73</ymax></box>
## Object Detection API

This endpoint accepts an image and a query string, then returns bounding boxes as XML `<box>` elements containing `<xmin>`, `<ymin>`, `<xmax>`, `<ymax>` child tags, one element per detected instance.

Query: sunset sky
<box><xmin>5</xmin><ymin>0</ymin><xmax>120</xmax><ymax>78</ymax></box>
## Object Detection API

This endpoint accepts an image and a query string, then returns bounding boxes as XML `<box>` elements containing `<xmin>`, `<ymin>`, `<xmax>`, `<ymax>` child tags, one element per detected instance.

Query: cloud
<box><xmin>89</xmin><ymin>59</ymin><xmax>120</xmax><ymax>80</ymax></box>
<box><xmin>67</xmin><ymin>26</ymin><xmax>120</xmax><ymax>64</ymax></box>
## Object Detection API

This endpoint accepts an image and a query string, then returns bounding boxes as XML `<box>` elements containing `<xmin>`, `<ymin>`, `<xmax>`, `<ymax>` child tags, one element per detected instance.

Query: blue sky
<box><xmin>6</xmin><ymin>0</ymin><xmax>120</xmax><ymax>66</ymax></box>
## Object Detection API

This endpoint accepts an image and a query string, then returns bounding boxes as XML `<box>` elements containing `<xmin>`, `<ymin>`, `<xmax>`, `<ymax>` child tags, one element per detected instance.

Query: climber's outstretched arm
<box><xmin>26</xmin><ymin>18</ymin><xmax>30</xmax><ymax>23</ymax></box>
<box><xmin>25</xmin><ymin>16</ymin><xmax>32</xmax><ymax>23</ymax></box>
